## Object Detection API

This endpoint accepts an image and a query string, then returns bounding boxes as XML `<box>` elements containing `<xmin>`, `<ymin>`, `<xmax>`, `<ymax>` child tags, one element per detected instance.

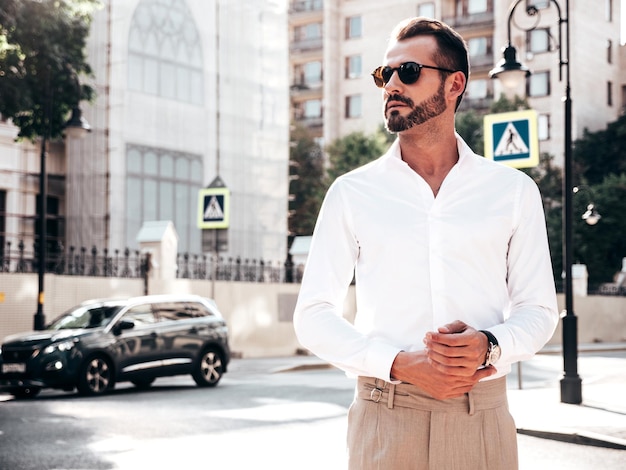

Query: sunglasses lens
<box><xmin>399</xmin><ymin>62</ymin><xmax>420</xmax><ymax>84</ymax></box>
<box><xmin>381</xmin><ymin>67</ymin><xmax>394</xmax><ymax>84</ymax></box>
<box><xmin>372</xmin><ymin>67</ymin><xmax>385</xmax><ymax>87</ymax></box>
<box><xmin>372</xmin><ymin>62</ymin><xmax>422</xmax><ymax>87</ymax></box>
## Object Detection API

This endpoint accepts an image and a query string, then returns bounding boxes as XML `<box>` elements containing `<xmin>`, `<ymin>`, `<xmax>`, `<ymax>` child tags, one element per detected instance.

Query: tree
<box><xmin>455</xmin><ymin>110</ymin><xmax>483</xmax><ymax>154</ymax></box>
<box><xmin>325</xmin><ymin>129</ymin><xmax>391</xmax><ymax>183</ymax></box>
<box><xmin>572</xmin><ymin>113</ymin><xmax>626</xmax><ymax>186</ymax></box>
<box><xmin>0</xmin><ymin>0</ymin><xmax>100</xmax><ymax>141</ymax></box>
<box><xmin>288</xmin><ymin>125</ymin><xmax>326</xmax><ymax>236</ymax></box>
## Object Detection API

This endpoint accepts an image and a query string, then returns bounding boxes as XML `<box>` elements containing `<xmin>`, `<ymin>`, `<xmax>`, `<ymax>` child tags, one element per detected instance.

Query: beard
<box><xmin>385</xmin><ymin>80</ymin><xmax>447</xmax><ymax>133</ymax></box>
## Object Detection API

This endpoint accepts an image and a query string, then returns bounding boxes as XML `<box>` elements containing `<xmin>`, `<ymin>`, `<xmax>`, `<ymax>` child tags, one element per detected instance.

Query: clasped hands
<box><xmin>390</xmin><ymin>320</ymin><xmax>496</xmax><ymax>400</ymax></box>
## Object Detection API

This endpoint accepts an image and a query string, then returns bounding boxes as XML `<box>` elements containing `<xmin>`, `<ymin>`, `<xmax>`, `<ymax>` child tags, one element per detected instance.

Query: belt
<box><xmin>357</xmin><ymin>376</ymin><xmax>508</xmax><ymax>416</ymax></box>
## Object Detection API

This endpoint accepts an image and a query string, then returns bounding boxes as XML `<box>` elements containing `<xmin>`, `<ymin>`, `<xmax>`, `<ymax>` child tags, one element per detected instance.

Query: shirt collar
<box><xmin>385</xmin><ymin>132</ymin><xmax>477</xmax><ymax>166</ymax></box>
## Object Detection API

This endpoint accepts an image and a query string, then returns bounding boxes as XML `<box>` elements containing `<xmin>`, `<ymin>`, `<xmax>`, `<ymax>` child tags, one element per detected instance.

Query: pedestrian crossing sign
<box><xmin>197</xmin><ymin>187</ymin><xmax>230</xmax><ymax>229</ymax></box>
<box><xmin>484</xmin><ymin>110</ymin><xmax>539</xmax><ymax>168</ymax></box>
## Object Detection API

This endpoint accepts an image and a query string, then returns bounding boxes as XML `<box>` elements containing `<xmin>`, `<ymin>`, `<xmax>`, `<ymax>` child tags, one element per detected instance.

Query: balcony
<box><xmin>443</xmin><ymin>11</ymin><xmax>494</xmax><ymax>30</ymax></box>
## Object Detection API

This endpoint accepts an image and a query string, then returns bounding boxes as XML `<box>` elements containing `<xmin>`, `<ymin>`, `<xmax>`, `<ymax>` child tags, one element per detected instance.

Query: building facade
<box><xmin>289</xmin><ymin>0</ymin><xmax>625</xmax><ymax>166</ymax></box>
<box><xmin>0</xmin><ymin>0</ymin><xmax>290</xmax><ymax>265</ymax></box>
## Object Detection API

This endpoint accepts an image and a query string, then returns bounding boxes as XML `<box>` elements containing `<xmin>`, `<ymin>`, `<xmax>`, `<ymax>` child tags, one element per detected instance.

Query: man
<box><xmin>293</xmin><ymin>17</ymin><xmax>558</xmax><ymax>470</ymax></box>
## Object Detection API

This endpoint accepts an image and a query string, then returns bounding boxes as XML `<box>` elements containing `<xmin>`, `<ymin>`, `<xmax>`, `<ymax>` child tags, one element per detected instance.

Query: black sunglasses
<box><xmin>371</xmin><ymin>61</ymin><xmax>457</xmax><ymax>88</ymax></box>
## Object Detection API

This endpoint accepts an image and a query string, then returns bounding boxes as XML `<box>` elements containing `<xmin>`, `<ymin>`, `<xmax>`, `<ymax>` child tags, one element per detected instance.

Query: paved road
<box><xmin>0</xmin><ymin>354</ymin><xmax>624</xmax><ymax>469</ymax></box>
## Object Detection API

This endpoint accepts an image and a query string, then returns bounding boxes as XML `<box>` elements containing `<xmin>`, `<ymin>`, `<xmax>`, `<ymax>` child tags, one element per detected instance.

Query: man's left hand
<box><xmin>423</xmin><ymin>320</ymin><xmax>490</xmax><ymax>376</ymax></box>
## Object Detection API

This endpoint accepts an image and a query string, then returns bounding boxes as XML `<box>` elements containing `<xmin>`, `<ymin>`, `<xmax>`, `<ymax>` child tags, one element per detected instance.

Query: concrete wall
<box><xmin>1</xmin><ymin>274</ymin><xmax>625</xmax><ymax>357</ymax></box>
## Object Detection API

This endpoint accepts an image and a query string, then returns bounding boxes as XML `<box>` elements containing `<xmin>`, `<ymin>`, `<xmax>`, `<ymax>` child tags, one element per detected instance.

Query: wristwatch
<box><xmin>479</xmin><ymin>330</ymin><xmax>501</xmax><ymax>367</ymax></box>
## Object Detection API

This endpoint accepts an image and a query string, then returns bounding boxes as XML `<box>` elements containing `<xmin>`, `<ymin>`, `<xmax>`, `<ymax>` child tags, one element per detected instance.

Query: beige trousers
<box><xmin>347</xmin><ymin>377</ymin><xmax>518</xmax><ymax>470</ymax></box>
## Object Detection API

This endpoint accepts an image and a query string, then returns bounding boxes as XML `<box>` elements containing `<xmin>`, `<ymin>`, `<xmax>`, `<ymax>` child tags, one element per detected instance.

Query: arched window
<box><xmin>128</xmin><ymin>0</ymin><xmax>204</xmax><ymax>105</ymax></box>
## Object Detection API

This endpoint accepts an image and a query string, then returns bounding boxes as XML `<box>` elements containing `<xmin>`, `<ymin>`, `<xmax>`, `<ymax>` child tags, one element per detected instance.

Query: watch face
<box><xmin>488</xmin><ymin>345</ymin><xmax>501</xmax><ymax>365</ymax></box>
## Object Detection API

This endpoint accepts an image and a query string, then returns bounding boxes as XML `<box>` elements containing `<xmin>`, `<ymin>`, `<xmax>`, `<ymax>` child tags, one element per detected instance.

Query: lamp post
<box><xmin>489</xmin><ymin>0</ymin><xmax>582</xmax><ymax>404</ymax></box>
<box><xmin>33</xmin><ymin>103</ymin><xmax>91</xmax><ymax>331</ymax></box>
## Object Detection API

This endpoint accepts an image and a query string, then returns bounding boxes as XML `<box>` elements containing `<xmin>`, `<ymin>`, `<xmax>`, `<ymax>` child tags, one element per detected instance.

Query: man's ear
<box><xmin>448</xmin><ymin>71</ymin><xmax>466</xmax><ymax>101</ymax></box>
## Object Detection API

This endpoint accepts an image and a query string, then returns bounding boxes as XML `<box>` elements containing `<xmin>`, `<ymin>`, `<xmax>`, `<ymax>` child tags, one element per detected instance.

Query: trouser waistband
<box><xmin>356</xmin><ymin>376</ymin><xmax>508</xmax><ymax>416</ymax></box>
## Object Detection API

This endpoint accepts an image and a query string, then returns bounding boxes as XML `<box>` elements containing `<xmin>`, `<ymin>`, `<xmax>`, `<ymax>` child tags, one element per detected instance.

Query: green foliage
<box><xmin>572</xmin><ymin>113</ymin><xmax>626</xmax><ymax>186</ymax></box>
<box><xmin>455</xmin><ymin>110</ymin><xmax>483</xmax><ymax>154</ymax></box>
<box><xmin>0</xmin><ymin>0</ymin><xmax>100</xmax><ymax>141</ymax></box>
<box><xmin>325</xmin><ymin>129</ymin><xmax>391</xmax><ymax>183</ymax></box>
<box><xmin>288</xmin><ymin>125</ymin><xmax>326</xmax><ymax>236</ymax></box>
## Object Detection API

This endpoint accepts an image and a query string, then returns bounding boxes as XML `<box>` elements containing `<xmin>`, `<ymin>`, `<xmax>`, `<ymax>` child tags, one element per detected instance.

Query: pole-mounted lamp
<box><xmin>573</xmin><ymin>186</ymin><xmax>602</xmax><ymax>226</ymax></box>
<box><xmin>33</xmin><ymin>101</ymin><xmax>91</xmax><ymax>331</ymax></box>
<box><xmin>489</xmin><ymin>0</ymin><xmax>582</xmax><ymax>404</ymax></box>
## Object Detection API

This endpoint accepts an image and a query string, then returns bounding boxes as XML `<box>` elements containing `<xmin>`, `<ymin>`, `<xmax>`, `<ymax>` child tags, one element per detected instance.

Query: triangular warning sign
<box><xmin>204</xmin><ymin>196</ymin><xmax>224</xmax><ymax>220</ymax></box>
<box><xmin>494</xmin><ymin>122</ymin><xmax>529</xmax><ymax>156</ymax></box>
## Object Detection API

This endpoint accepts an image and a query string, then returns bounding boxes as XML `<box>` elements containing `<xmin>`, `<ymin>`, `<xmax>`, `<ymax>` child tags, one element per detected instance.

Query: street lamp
<box><xmin>33</xmin><ymin>103</ymin><xmax>91</xmax><ymax>331</ymax></box>
<box><xmin>489</xmin><ymin>0</ymin><xmax>582</xmax><ymax>404</ymax></box>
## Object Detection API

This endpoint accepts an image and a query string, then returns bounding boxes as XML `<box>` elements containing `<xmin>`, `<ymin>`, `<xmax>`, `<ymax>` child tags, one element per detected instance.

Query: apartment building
<box><xmin>289</xmin><ymin>0</ymin><xmax>625</xmax><ymax>166</ymax></box>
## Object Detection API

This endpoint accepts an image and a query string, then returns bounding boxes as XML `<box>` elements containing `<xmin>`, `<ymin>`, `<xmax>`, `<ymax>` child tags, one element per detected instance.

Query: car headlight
<box><xmin>43</xmin><ymin>339</ymin><xmax>76</xmax><ymax>355</ymax></box>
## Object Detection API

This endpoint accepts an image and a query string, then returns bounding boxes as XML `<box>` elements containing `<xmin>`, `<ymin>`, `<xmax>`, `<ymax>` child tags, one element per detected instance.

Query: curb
<box><xmin>517</xmin><ymin>428</ymin><xmax>626</xmax><ymax>450</ymax></box>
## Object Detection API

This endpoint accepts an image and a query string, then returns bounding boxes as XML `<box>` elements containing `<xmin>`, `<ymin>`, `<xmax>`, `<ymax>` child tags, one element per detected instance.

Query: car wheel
<box><xmin>131</xmin><ymin>378</ymin><xmax>155</xmax><ymax>389</ymax></box>
<box><xmin>9</xmin><ymin>387</ymin><xmax>41</xmax><ymax>399</ymax></box>
<box><xmin>192</xmin><ymin>347</ymin><xmax>224</xmax><ymax>387</ymax></box>
<box><xmin>77</xmin><ymin>355</ymin><xmax>115</xmax><ymax>396</ymax></box>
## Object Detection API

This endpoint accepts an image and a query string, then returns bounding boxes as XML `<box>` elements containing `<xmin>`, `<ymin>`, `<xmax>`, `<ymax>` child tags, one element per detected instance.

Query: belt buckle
<box><xmin>369</xmin><ymin>379</ymin><xmax>385</xmax><ymax>403</ymax></box>
<box><xmin>370</xmin><ymin>387</ymin><xmax>383</xmax><ymax>403</ymax></box>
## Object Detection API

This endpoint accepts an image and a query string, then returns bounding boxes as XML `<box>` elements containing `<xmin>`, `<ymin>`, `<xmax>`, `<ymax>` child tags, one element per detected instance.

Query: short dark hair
<box><xmin>391</xmin><ymin>17</ymin><xmax>469</xmax><ymax>110</ymax></box>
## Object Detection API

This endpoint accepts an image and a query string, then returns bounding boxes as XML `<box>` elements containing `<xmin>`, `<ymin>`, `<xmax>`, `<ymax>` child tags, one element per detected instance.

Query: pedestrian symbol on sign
<box><xmin>494</xmin><ymin>122</ymin><xmax>529</xmax><ymax>157</ymax></box>
<box><xmin>204</xmin><ymin>195</ymin><xmax>224</xmax><ymax>221</ymax></box>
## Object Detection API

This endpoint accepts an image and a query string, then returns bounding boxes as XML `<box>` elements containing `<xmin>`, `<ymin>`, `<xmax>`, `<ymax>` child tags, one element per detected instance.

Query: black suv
<box><xmin>0</xmin><ymin>294</ymin><xmax>230</xmax><ymax>398</ymax></box>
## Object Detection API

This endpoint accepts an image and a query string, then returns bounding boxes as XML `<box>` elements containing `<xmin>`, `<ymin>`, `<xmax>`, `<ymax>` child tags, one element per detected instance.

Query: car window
<box><xmin>48</xmin><ymin>305</ymin><xmax>120</xmax><ymax>330</ymax></box>
<box><xmin>154</xmin><ymin>301</ymin><xmax>215</xmax><ymax>321</ymax></box>
<box><xmin>122</xmin><ymin>305</ymin><xmax>157</xmax><ymax>325</ymax></box>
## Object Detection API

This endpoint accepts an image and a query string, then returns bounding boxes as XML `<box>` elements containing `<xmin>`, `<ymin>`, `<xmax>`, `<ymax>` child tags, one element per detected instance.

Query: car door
<box><xmin>153</xmin><ymin>301</ymin><xmax>208</xmax><ymax>371</ymax></box>
<box><xmin>113</xmin><ymin>303</ymin><xmax>164</xmax><ymax>376</ymax></box>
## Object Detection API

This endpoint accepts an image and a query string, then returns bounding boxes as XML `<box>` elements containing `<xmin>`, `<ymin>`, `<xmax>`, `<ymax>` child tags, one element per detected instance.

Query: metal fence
<box><xmin>0</xmin><ymin>240</ymin><xmax>301</xmax><ymax>283</ymax></box>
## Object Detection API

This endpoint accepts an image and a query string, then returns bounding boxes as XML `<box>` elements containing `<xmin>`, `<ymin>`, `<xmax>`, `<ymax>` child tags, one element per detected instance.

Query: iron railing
<box><xmin>0</xmin><ymin>240</ymin><xmax>302</xmax><ymax>283</ymax></box>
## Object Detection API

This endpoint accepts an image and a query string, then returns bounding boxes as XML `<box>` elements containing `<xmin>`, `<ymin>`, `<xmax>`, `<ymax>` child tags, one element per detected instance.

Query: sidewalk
<box><xmin>279</xmin><ymin>342</ymin><xmax>626</xmax><ymax>450</ymax></box>
<box><xmin>507</xmin><ymin>343</ymin><xmax>626</xmax><ymax>450</ymax></box>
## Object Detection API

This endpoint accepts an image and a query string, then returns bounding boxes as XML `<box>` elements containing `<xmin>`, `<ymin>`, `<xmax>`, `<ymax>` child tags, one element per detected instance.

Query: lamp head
<box><xmin>489</xmin><ymin>45</ymin><xmax>531</xmax><ymax>90</ymax></box>
<box><xmin>582</xmin><ymin>204</ymin><xmax>601</xmax><ymax>226</ymax></box>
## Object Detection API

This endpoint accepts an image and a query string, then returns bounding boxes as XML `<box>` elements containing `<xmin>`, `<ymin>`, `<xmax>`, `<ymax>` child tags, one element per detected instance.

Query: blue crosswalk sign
<box><xmin>484</xmin><ymin>110</ymin><xmax>539</xmax><ymax>168</ymax></box>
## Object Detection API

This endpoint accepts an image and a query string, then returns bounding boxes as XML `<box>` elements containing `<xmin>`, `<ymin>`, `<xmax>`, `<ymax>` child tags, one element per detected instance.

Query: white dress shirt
<box><xmin>293</xmin><ymin>134</ymin><xmax>559</xmax><ymax>382</ymax></box>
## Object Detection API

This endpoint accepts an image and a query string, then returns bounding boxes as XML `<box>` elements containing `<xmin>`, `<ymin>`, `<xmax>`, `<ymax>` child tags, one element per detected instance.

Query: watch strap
<box><xmin>479</xmin><ymin>330</ymin><xmax>499</xmax><ymax>347</ymax></box>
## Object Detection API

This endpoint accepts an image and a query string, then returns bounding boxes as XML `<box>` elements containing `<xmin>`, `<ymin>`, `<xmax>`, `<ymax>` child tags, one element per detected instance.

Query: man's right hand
<box><xmin>390</xmin><ymin>350</ymin><xmax>496</xmax><ymax>400</ymax></box>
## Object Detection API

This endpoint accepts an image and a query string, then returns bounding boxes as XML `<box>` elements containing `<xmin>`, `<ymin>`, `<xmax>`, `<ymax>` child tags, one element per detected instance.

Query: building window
<box><xmin>294</xmin><ymin>22</ymin><xmax>322</xmax><ymax>41</ymax></box>
<box><xmin>526</xmin><ymin>0</ymin><xmax>549</xmax><ymax>9</ymax></box>
<box><xmin>128</xmin><ymin>0</ymin><xmax>204</xmax><ymax>105</ymax></box>
<box><xmin>345</xmin><ymin>95</ymin><xmax>362</xmax><ymax>118</ymax></box>
<box><xmin>126</xmin><ymin>145</ymin><xmax>203</xmax><ymax>254</ymax></box>
<box><xmin>345</xmin><ymin>16</ymin><xmax>362</xmax><ymax>39</ymax></box>
<box><xmin>606</xmin><ymin>0</ymin><xmax>613</xmax><ymax>21</ymax></box>
<box><xmin>607</xmin><ymin>81</ymin><xmax>613</xmax><ymax>106</ymax></box>
<box><xmin>467</xmin><ymin>37</ymin><xmax>491</xmax><ymax>57</ymax></box>
<box><xmin>607</xmin><ymin>39</ymin><xmax>613</xmax><ymax>63</ymax></box>
<box><xmin>466</xmin><ymin>79</ymin><xmax>488</xmax><ymax>99</ymax></box>
<box><xmin>345</xmin><ymin>55</ymin><xmax>362</xmax><ymax>79</ymax></box>
<box><xmin>303</xmin><ymin>99</ymin><xmax>322</xmax><ymax>118</ymax></box>
<box><xmin>467</xmin><ymin>0</ymin><xmax>488</xmax><ymax>14</ymax></box>
<box><xmin>528</xmin><ymin>71</ymin><xmax>550</xmax><ymax>97</ymax></box>
<box><xmin>538</xmin><ymin>114</ymin><xmax>550</xmax><ymax>141</ymax></box>
<box><xmin>418</xmin><ymin>2</ymin><xmax>435</xmax><ymax>17</ymax></box>
<box><xmin>294</xmin><ymin>61</ymin><xmax>322</xmax><ymax>87</ymax></box>
<box><xmin>527</xmin><ymin>28</ymin><xmax>550</xmax><ymax>53</ymax></box>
